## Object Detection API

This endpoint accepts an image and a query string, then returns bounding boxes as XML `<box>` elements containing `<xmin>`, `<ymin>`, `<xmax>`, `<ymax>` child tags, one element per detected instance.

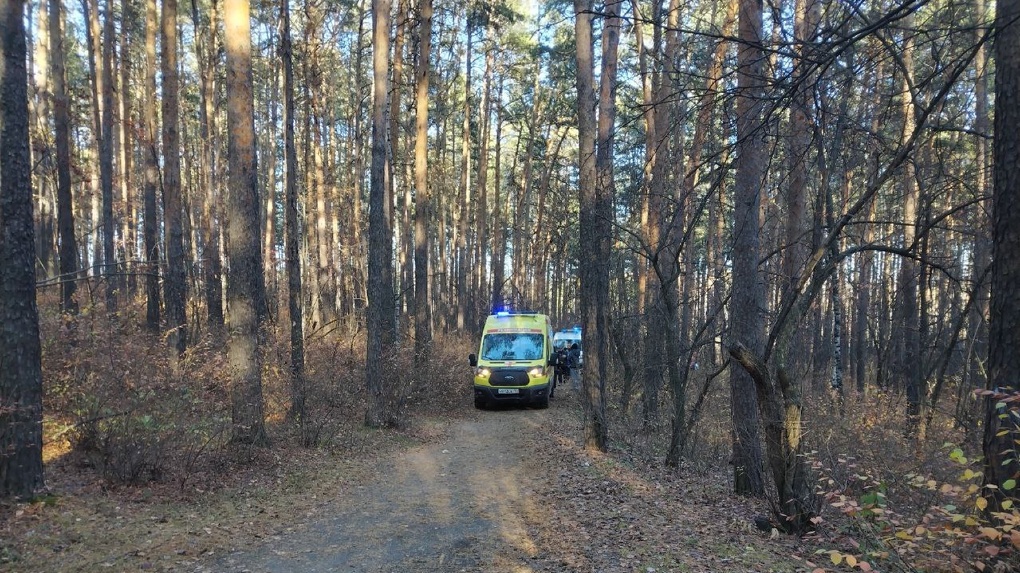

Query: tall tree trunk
<box><xmin>651</xmin><ymin>0</ymin><xmax>687</xmax><ymax>467</ymax></box>
<box><xmin>99</xmin><ymin>0</ymin><xmax>115</xmax><ymax>310</ymax></box>
<box><xmin>281</xmin><ymin>0</ymin><xmax>305</xmax><ymax>430</ymax></box>
<box><xmin>574</xmin><ymin>0</ymin><xmax>597</xmax><ymax>433</ymax></box>
<box><xmin>895</xmin><ymin>12</ymin><xmax>922</xmax><ymax>437</ymax></box>
<box><xmin>967</xmin><ymin>0</ymin><xmax>991</xmax><ymax>400</ymax></box>
<box><xmin>192</xmin><ymin>0</ymin><xmax>223</xmax><ymax>327</ymax></box>
<box><xmin>413</xmin><ymin>0</ymin><xmax>433</xmax><ymax>371</ymax></box>
<box><xmin>983</xmin><ymin>0</ymin><xmax>1020</xmax><ymax>510</ymax></box>
<box><xmin>631</xmin><ymin>1</ymin><xmax>653</xmax><ymax>419</ymax></box>
<box><xmin>0</xmin><ymin>0</ymin><xmax>45</xmax><ymax>497</ymax></box>
<box><xmin>262</xmin><ymin>50</ymin><xmax>279</xmax><ymax>319</ymax></box>
<box><xmin>30</xmin><ymin>0</ymin><xmax>55</xmax><ymax>282</ymax></box>
<box><xmin>632</xmin><ymin>0</ymin><xmax>652</xmax><ymax>330</ymax></box>
<box><xmin>50</xmin><ymin>0</ymin><xmax>77</xmax><ymax>314</ymax></box>
<box><xmin>365</xmin><ymin>0</ymin><xmax>396</xmax><ymax>428</ymax></box>
<box><xmin>225</xmin><ymin>0</ymin><xmax>268</xmax><ymax>445</ymax></box>
<box><xmin>456</xmin><ymin>18</ymin><xmax>471</xmax><ymax>327</ymax></box>
<box><xmin>162</xmin><ymin>0</ymin><xmax>187</xmax><ymax>353</ymax></box>
<box><xmin>489</xmin><ymin>77</ymin><xmax>505</xmax><ymax>310</ymax></box>
<box><xmin>730</xmin><ymin>0</ymin><xmax>766</xmax><ymax>496</ymax></box>
<box><xmin>314</xmin><ymin>115</ymin><xmax>335</xmax><ymax>326</ymax></box>
<box><xmin>474</xmin><ymin>32</ymin><xmax>493</xmax><ymax>320</ymax></box>
<box><xmin>578</xmin><ymin>0</ymin><xmax>619</xmax><ymax>452</ymax></box>
<box><xmin>390</xmin><ymin>0</ymin><xmax>409</xmax><ymax>322</ymax></box>
<box><xmin>117</xmin><ymin>0</ymin><xmax>132</xmax><ymax>294</ymax></box>
<box><xmin>783</xmin><ymin>0</ymin><xmax>816</xmax><ymax>302</ymax></box>
<box><xmin>351</xmin><ymin>0</ymin><xmax>368</xmax><ymax>319</ymax></box>
<box><xmin>82</xmin><ymin>0</ymin><xmax>103</xmax><ymax>277</ymax></box>
<box><xmin>142</xmin><ymin>0</ymin><xmax>159</xmax><ymax>330</ymax></box>
<box><xmin>513</xmin><ymin>77</ymin><xmax>540</xmax><ymax>302</ymax></box>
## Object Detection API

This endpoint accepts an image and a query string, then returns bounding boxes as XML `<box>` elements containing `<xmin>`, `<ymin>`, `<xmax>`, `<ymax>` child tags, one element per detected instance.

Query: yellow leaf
<box><xmin>846</xmin><ymin>555</ymin><xmax>858</xmax><ymax>567</ymax></box>
<box><xmin>831</xmin><ymin>551</ymin><xmax>843</xmax><ymax>565</ymax></box>
<box><xmin>895</xmin><ymin>531</ymin><xmax>913</xmax><ymax>540</ymax></box>
<box><xmin>980</xmin><ymin>527</ymin><xmax>1002</xmax><ymax>540</ymax></box>
<box><xmin>977</xmin><ymin>497</ymin><xmax>989</xmax><ymax>511</ymax></box>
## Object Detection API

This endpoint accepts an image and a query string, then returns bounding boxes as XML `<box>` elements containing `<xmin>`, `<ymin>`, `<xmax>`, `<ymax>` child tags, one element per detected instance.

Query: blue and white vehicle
<box><xmin>553</xmin><ymin>326</ymin><xmax>582</xmax><ymax>365</ymax></box>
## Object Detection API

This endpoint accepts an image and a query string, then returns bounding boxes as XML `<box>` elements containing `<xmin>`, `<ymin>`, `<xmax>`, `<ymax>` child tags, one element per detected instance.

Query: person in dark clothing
<box><xmin>567</xmin><ymin>343</ymin><xmax>581</xmax><ymax>389</ymax></box>
<box><xmin>567</xmin><ymin>342</ymin><xmax>581</xmax><ymax>367</ymax></box>
<box><xmin>551</xmin><ymin>347</ymin><xmax>570</xmax><ymax>398</ymax></box>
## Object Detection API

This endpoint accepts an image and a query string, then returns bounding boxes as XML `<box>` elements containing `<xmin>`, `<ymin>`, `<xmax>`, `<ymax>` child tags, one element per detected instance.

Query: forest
<box><xmin>1</xmin><ymin>0</ymin><xmax>1020</xmax><ymax>570</ymax></box>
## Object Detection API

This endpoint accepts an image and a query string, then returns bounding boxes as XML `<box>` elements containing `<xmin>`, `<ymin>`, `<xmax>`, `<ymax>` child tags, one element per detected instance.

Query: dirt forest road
<box><xmin>192</xmin><ymin>393</ymin><xmax>807</xmax><ymax>573</ymax></box>
<box><xmin>196</xmin><ymin>404</ymin><xmax>567</xmax><ymax>573</ymax></box>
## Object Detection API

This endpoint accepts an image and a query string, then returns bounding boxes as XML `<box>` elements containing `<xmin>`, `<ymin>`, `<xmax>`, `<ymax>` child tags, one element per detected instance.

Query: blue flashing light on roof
<box><xmin>496</xmin><ymin>310</ymin><xmax>510</xmax><ymax>317</ymax></box>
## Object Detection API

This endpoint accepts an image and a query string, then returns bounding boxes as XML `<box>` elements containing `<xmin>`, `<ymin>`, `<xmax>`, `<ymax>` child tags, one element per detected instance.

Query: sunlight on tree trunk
<box><xmin>413</xmin><ymin>0</ymin><xmax>433</xmax><ymax>374</ymax></box>
<box><xmin>225</xmin><ymin>0</ymin><xmax>268</xmax><ymax>446</ymax></box>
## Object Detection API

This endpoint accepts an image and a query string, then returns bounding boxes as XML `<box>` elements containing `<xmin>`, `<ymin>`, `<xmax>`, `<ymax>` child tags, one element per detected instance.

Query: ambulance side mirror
<box><xmin>468</xmin><ymin>354</ymin><xmax>477</xmax><ymax>367</ymax></box>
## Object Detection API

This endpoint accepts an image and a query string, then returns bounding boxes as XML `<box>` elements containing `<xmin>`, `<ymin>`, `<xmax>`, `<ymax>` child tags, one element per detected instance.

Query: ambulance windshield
<box><xmin>480</xmin><ymin>333</ymin><xmax>544</xmax><ymax>361</ymax></box>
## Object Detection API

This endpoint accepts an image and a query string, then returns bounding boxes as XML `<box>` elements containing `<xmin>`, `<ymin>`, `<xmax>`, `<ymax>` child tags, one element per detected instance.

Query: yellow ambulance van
<box><xmin>468</xmin><ymin>311</ymin><xmax>554</xmax><ymax>409</ymax></box>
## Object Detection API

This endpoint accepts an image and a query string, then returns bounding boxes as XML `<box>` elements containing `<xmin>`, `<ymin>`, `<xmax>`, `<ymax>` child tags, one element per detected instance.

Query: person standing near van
<box><xmin>567</xmin><ymin>343</ymin><xmax>581</xmax><ymax>389</ymax></box>
<box><xmin>552</xmin><ymin>347</ymin><xmax>569</xmax><ymax>398</ymax></box>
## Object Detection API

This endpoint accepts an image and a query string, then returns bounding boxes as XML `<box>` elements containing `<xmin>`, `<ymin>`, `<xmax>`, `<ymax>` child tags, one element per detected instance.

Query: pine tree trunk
<box><xmin>413</xmin><ymin>0</ymin><xmax>433</xmax><ymax>370</ymax></box>
<box><xmin>142</xmin><ymin>0</ymin><xmax>159</xmax><ymax>331</ymax></box>
<box><xmin>473</xmin><ymin>29</ymin><xmax>493</xmax><ymax>322</ymax></box>
<box><xmin>281</xmin><ymin>0</ymin><xmax>306</xmax><ymax>429</ymax></box>
<box><xmin>983</xmin><ymin>0</ymin><xmax>1020</xmax><ymax>510</ymax></box>
<box><xmin>50</xmin><ymin>0</ymin><xmax>78</xmax><ymax>315</ymax></box>
<box><xmin>162</xmin><ymin>0</ymin><xmax>188</xmax><ymax>353</ymax></box>
<box><xmin>578</xmin><ymin>0</ymin><xmax>620</xmax><ymax>452</ymax></box>
<box><xmin>224</xmin><ymin>0</ymin><xmax>268</xmax><ymax>446</ymax></box>
<box><xmin>391</xmin><ymin>0</ymin><xmax>409</xmax><ymax>323</ymax></box>
<box><xmin>365</xmin><ymin>0</ymin><xmax>396</xmax><ymax>428</ymax></box>
<box><xmin>117</xmin><ymin>0</ymin><xmax>133</xmax><ymax>294</ymax></box>
<box><xmin>99</xmin><ymin>0</ymin><xmax>115</xmax><ymax>309</ymax></box>
<box><xmin>489</xmin><ymin>78</ymin><xmax>505</xmax><ymax>310</ymax></box>
<box><xmin>967</xmin><ymin>0</ymin><xmax>991</xmax><ymax>400</ymax></box>
<box><xmin>0</xmin><ymin>0</ymin><xmax>45</xmax><ymax>497</ymax></box>
<box><xmin>456</xmin><ymin>19</ymin><xmax>471</xmax><ymax>326</ymax></box>
<box><xmin>82</xmin><ymin>0</ymin><xmax>103</xmax><ymax>278</ymax></box>
<box><xmin>192</xmin><ymin>0</ymin><xmax>223</xmax><ymax>328</ymax></box>
<box><xmin>730</xmin><ymin>0</ymin><xmax>766</xmax><ymax>496</ymax></box>
<box><xmin>894</xmin><ymin>12</ymin><xmax>922</xmax><ymax>437</ymax></box>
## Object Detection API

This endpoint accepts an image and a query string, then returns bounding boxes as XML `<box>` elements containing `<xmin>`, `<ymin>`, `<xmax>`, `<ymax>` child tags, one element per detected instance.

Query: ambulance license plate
<box><xmin>497</xmin><ymin>388</ymin><xmax>519</xmax><ymax>395</ymax></box>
